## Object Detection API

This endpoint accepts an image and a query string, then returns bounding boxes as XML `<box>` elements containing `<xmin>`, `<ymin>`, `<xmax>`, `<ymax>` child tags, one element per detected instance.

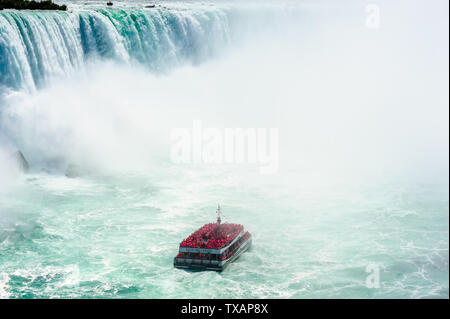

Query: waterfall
<box><xmin>0</xmin><ymin>8</ymin><xmax>232</xmax><ymax>92</ymax></box>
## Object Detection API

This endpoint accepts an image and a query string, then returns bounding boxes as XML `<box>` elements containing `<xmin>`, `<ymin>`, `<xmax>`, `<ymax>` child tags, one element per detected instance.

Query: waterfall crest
<box><xmin>0</xmin><ymin>8</ymin><xmax>231</xmax><ymax>91</ymax></box>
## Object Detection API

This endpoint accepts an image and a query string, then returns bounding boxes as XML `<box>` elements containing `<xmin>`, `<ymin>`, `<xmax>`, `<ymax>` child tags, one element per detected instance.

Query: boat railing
<box><xmin>179</xmin><ymin>230</ymin><xmax>245</xmax><ymax>254</ymax></box>
<box><xmin>175</xmin><ymin>234</ymin><xmax>252</xmax><ymax>267</ymax></box>
<box><xmin>175</xmin><ymin>257</ymin><xmax>220</xmax><ymax>266</ymax></box>
<box><xmin>217</xmin><ymin>236</ymin><xmax>252</xmax><ymax>266</ymax></box>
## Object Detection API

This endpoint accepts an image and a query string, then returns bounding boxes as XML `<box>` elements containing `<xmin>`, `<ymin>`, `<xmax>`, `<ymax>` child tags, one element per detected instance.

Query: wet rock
<box><xmin>10</xmin><ymin>150</ymin><xmax>29</xmax><ymax>172</ymax></box>
<box><xmin>65</xmin><ymin>164</ymin><xmax>81</xmax><ymax>178</ymax></box>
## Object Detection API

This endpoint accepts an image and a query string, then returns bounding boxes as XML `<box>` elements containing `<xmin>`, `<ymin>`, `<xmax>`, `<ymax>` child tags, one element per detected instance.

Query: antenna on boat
<box><xmin>216</xmin><ymin>204</ymin><xmax>222</xmax><ymax>225</ymax></box>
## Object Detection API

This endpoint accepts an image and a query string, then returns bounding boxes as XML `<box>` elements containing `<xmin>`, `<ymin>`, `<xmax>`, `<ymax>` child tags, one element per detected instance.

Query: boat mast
<box><xmin>216</xmin><ymin>204</ymin><xmax>222</xmax><ymax>225</ymax></box>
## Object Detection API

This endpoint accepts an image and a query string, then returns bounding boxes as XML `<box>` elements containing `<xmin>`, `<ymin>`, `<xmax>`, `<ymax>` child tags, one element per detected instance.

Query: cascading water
<box><xmin>0</xmin><ymin>7</ymin><xmax>231</xmax><ymax>91</ymax></box>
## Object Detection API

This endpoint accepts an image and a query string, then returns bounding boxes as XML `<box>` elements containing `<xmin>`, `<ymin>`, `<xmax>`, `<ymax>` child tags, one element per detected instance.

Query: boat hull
<box><xmin>174</xmin><ymin>237</ymin><xmax>252</xmax><ymax>272</ymax></box>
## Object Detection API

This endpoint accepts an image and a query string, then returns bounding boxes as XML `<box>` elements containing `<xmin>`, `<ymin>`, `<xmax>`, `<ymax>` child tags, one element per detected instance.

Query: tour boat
<box><xmin>174</xmin><ymin>205</ymin><xmax>252</xmax><ymax>271</ymax></box>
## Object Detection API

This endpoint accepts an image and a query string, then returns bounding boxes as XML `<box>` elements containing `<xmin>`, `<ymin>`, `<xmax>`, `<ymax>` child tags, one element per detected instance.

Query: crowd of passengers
<box><xmin>180</xmin><ymin>223</ymin><xmax>244</xmax><ymax>249</ymax></box>
<box><xmin>177</xmin><ymin>231</ymin><xmax>251</xmax><ymax>261</ymax></box>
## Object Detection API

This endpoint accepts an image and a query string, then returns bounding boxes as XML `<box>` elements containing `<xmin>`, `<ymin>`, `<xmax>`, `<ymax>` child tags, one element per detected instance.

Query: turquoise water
<box><xmin>0</xmin><ymin>3</ymin><xmax>234</xmax><ymax>90</ymax></box>
<box><xmin>0</xmin><ymin>168</ymin><xmax>448</xmax><ymax>298</ymax></box>
<box><xmin>0</xmin><ymin>1</ymin><xmax>449</xmax><ymax>298</ymax></box>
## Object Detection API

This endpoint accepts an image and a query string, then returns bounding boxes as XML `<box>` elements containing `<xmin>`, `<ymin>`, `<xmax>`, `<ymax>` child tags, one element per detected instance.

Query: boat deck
<box><xmin>174</xmin><ymin>236</ymin><xmax>252</xmax><ymax>271</ymax></box>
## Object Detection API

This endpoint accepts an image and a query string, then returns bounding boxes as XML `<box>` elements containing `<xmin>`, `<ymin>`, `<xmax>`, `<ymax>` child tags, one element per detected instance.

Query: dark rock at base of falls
<box><xmin>65</xmin><ymin>164</ymin><xmax>82</xmax><ymax>178</ymax></box>
<box><xmin>145</xmin><ymin>4</ymin><xmax>156</xmax><ymax>8</ymax></box>
<box><xmin>106</xmin><ymin>1</ymin><xmax>113</xmax><ymax>6</ymax></box>
<box><xmin>65</xmin><ymin>162</ymin><xmax>98</xmax><ymax>178</ymax></box>
<box><xmin>10</xmin><ymin>150</ymin><xmax>29</xmax><ymax>172</ymax></box>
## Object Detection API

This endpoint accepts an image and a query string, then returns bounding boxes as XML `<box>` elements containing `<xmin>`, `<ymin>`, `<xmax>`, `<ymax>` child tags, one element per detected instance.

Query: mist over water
<box><xmin>0</xmin><ymin>0</ymin><xmax>448</xmax><ymax>298</ymax></box>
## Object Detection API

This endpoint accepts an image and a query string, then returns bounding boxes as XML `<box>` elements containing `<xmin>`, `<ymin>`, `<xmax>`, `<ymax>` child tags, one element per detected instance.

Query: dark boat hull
<box><xmin>174</xmin><ymin>237</ymin><xmax>252</xmax><ymax>272</ymax></box>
